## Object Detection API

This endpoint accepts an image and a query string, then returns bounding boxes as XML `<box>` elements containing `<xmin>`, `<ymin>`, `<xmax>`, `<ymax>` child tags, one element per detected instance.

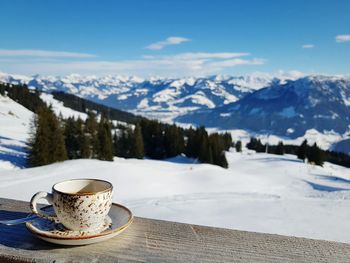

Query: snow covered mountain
<box><xmin>1</xmin><ymin>71</ymin><xmax>350</xmax><ymax>149</ymax></box>
<box><xmin>0</xmin><ymin>72</ymin><xmax>297</xmax><ymax>122</ymax></box>
<box><xmin>178</xmin><ymin>76</ymin><xmax>350</xmax><ymax>138</ymax></box>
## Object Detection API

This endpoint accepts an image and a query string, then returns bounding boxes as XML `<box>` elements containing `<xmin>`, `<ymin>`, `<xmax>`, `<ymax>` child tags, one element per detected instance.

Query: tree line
<box><xmin>1</xmin><ymin>82</ymin><xmax>232</xmax><ymax>168</ymax></box>
<box><xmin>246</xmin><ymin>137</ymin><xmax>350</xmax><ymax>167</ymax></box>
<box><xmin>3</xmin><ymin>82</ymin><xmax>349</xmax><ymax>169</ymax></box>
<box><xmin>0</xmin><ymin>82</ymin><xmax>227</xmax><ymax>168</ymax></box>
<box><xmin>28</xmin><ymin>105</ymin><xmax>232</xmax><ymax>168</ymax></box>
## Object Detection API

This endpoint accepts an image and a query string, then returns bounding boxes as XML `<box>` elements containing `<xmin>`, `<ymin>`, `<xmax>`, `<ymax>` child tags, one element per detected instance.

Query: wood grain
<box><xmin>0</xmin><ymin>197</ymin><xmax>349</xmax><ymax>263</ymax></box>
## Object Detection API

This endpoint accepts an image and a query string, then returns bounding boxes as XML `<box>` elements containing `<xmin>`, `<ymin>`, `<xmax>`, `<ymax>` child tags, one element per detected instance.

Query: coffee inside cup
<box><xmin>53</xmin><ymin>179</ymin><xmax>112</xmax><ymax>194</ymax></box>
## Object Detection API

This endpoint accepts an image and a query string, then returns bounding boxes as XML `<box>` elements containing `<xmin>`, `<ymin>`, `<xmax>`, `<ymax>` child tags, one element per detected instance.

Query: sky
<box><xmin>0</xmin><ymin>0</ymin><xmax>349</xmax><ymax>77</ymax></box>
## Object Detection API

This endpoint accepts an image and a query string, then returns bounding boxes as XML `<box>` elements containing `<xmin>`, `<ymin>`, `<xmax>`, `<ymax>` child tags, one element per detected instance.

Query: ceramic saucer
<box><xmin>26</xmin><ymin>203</ymin><xmax>133</xmax><ymax>245</ymax></box>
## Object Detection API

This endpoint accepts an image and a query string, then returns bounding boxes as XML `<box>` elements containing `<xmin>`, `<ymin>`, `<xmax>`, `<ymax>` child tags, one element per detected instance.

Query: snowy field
<box><xmin>1</xmin><ymin>152</ymin><xmax>350</xmax><ymax>243</ymax></box>
<box><xmin>1</xmin><ymin>94</ymin><xmax>350</xmax><ymax>244</ymax></box>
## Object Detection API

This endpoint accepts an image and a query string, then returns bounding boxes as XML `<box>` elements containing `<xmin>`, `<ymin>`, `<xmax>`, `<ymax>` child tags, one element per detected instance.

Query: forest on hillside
<box><xmin>1</xmin><ymin>82</ymin><xmax>350</xmax><ymax>168</ymax></box>
<box><xmin>0</xmin><ymin>82</ymin><xmax>232</xmax><ymax>168</ymax></box>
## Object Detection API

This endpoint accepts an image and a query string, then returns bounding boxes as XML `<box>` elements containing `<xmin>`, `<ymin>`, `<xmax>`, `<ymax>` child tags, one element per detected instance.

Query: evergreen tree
<box><xmin>297</xmin><ymin>139</ymin><xmax>308</xmax><ymax>160</ymax></box>
<box><xmin>235</xmin><ymin>140</ymin><xmax>242</xmax><ymax>152</ymax></box>
<box><xmin>275</xmin><ymin>141</ymin><xmax>285</xmax><ymax>155</ymax></box>
<box><xmin>113</xmin><ymin>132</ymin><xmax>119</xmax><ymax>157</ymax></box>
<box><xmin>140</xmin><ymin>120</ymin><xmax>165</xmax><ymax>159</ymax></box>
<box><xmin>164</xmin><ymin>124</ymin><xmax>185</xmax><ymax>158</ymax></box>
<box><xmin>185</xmin><ymin>127</ymin><xmax>198</xmax><ymax>158</ymax></box>
<box><xmin>51</xmin><ymin>114</ymin><xmax>68</xmax><ymax>162</ymax></box>
<box><xmin>85</xmin><ymin>111</ymin><xmax>99</xmax><ymax>157</ymax></box>
<box><xmin>222</xmin><ymin>132</ymin><xmax>233</xmax><ymax>151</ymax></box>
<box><xmin>28</xmin><ymin>106</ymin><xmax>67</xmax><ymax>166</ymax></box>
<box><xmin>64</xmin><ymin>117</ymin><xmax>80</xmax><ymax>159</ymax></box>
<box><xmin>209</xmin><ymin>133</ymin><xmax>228</xmax><ymax>168</ymax></box>
<box><xmin>28</xmin><ymin>107</ymin><xmax>50</xmax><ymax>166</ymax></box>
<box><xmin>97</xmin><ymin>116</ymin><xmax>113</xmax><ymax>161</ymax></box>
<box><xmin>307</xmin><ymin>143</ymin><xmax>324</xmax><ymax>166</ymax></box>
<box><xmin>198</xmin><ymin>133</ymin><xmax>213</xmax><ymax>164</ymax></box>
<box><xmin>116</xmin><ymin>128</ymin><xmax>131</xmax><ymax>158</ymax></box>
<box><xmin>246</xmin><ymin>137</ymin><xmax>265</xmax><ymax>152</ymax></box>
<box><xmin>76</xmin><ymin>117</ymin><xmax>90</xmax><ymax>158</ymax></box>
<box><xmin>129</xmin><ymin>123</ymin><xmax>145</xmax><ymax>159</ymax></box>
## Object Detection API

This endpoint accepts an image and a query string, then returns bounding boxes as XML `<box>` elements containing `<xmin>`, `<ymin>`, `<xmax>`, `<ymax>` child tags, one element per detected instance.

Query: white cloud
<box><xmin>0</xmin><ymin>49</ymin><xmax>96</xmax><ymax>58</ymax></box>
<box><xmin>0</xmin><ymin>52</ymin><xmax>264</xmax><ymax>77</ymax></box>
<box><xmin>302</xmin><ymin>44</ymin><xmax>314</xmax><ymax>49</ymax></box>
<box><xmin>170</xmin><ymin>52</ymin><xmax>250</xmax><ymax>60</ymax></box>
<box><xmin>335</xmin><ymin>35</ymin><xmax>350</xmax><ymax>43</ymax></box>
<box><xmin>145</xmin><ymin>37</ymin><xmax>190</xmax><ymax>50</ymax></box>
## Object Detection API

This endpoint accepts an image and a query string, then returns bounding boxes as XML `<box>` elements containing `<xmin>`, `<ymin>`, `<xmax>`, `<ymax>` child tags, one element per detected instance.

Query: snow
<box><xmin>0</xmin><ymin>93</ymin><xmax>89</xmax><ymax>170</ymax></box>
<box><xmin>40</xmin><ymin>93</ymin><xmax>87</xmax><ymax>120</ymax></box>
<box><xmin>0</xmin><ymin>95</ymin><xmax>33</xmax><ymax>141</ymax></box>
<box><xmin>204</xmin><ymin>128</ymin><xmax>348</xmax><ymax>151</ymax></box>
<box><xmin>0</xmin><ymin>95</ymin><xmax>33</xmax><ymax>169</ymax></box>
<box><xmin>1</xmin><ymin>91</ymin><xmax>350</xmax><ymax>243</ymax></box>
<box><xmin>0</xmin><ymin>152</ymin><xmax>350</xmax><ymax>243</ymax></box>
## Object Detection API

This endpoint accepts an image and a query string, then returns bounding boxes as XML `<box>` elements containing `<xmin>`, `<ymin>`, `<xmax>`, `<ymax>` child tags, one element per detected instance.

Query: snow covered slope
<box><xmin>0</xmin><ymin>95</ymin><xmax>33</xmax><ymax>169</ymax></box>
<box><xmin>0</xmin><ymin>93</ymin><xmax>89</xmax><ymax>169</ymax></box>
<box><xmin>0</xmin><ymin>152</ymin><xmax>349</xmax><ymax>243</ymax></box>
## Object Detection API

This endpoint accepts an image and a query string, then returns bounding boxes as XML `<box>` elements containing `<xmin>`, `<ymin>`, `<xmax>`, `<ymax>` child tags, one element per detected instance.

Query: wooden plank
<box><xmin>0</xmin><ymin>197</ymin><xmax>350</xmax><ymax>263</ymax></box>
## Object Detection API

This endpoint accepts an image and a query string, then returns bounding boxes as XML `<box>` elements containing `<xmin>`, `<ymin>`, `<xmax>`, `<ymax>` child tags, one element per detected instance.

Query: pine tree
<box><xmin>185</xmin><ymin>127</ymin><xmax>198</xmax><ymax>158</ymax></box>
<box><xmin>196</xmin><ymin>127</ymin><xmax>208</xmax><ymax>161</ymax></box>
<box><xmin>28</xmin><ymin>106</ymin><xmax>67</xmax><ymax>166</ymax></box>
<box><xmin>198</xmin><ymin>133</ymin><xmax>213</xmax><ymax>164</ymax></box>
<box><xmin>222</xmin><ymin>132</ymin><xmax>233</xmax><ymax>151</ymax></box>
<box><xmin>297</xmin><ymin>139</ymin><xmax>308</xmax><ymax>160</ymax></box>
<box><xmin>164</xmin><ymin>124</ymin><xmax>185</xmax><ymax>158</ymax></box>
<box><xmin>209</xmin><ymin>133</ymin><xmax>228</xmax><ymax>168</ymax></box>
<box><xmin>76</xmin><ymin>117</ymin><xmax>90</xmax><ymax>158</ymax></box>
<box><xmin>140</xmin><ymin>120</ymin><xmax>165</xmax><ymax>159</ymax></box>
<box><xmin>116</xmin><ymin>128</ymin><xmax>130</xmax><ymax>158</ymax></box>
<box><xmin>64</xmin><ymin>117</ymin><xmax>79</xmax><ymax>159</ymax></box>
<box><xmin>235</xmin><ymin>140</ymin><xmax>242</xmax><ymax>152</ymax></box>
<box><xmin>51</xmin><ymin>114</ymin><xmax>67</xmax><ymax>162</ymax></box>
<box><xmin>85</xmin><ymin>111</ymin><xmax>99</xmax><ymax>158</ymax></box>
<box><xmin>113</xmin><ymin>132</ymin><xmax>118</xmax><ymax>157</ymax></box>
<box><xmin>97</xmin><ymin>116</ymin><xmax>113</xmax><ymax>161</ymax></box>
<box><xmin>28</xmin><ymin>107</ymin><xmax>50</xmax><ymax>166</ymax></box>
<box><xmin>129</xmin><ymin>123</ymin><xmax>145</xmax><ymax>159</ymax></box>
<box><xmin>307</xmin><ymin>143</ymin><xmax>324</xmax><ymax>166</ymax></box>
<box><xmin>246</xmin><ymin>137</ymin><xmax>264</xmax><ymax>152</ymax></box>
<box><xmin>275</xmin><ymin>141</ymin><xmax>284</xmax><ymax>155</ymax></box>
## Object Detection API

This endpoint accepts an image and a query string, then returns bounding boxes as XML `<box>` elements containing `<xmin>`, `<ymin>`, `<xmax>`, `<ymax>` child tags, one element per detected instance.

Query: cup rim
<box><xmin>52</xmin><ymin>178</ymin><xmax>113</xmax><ymax>196</ymax></box>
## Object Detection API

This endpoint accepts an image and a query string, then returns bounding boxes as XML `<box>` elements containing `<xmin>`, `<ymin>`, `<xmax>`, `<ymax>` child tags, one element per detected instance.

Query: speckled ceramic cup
<box><xmin>30</xmin><ymin>179</ymin><xmax>113</xmax><ymax>231</ymax></box>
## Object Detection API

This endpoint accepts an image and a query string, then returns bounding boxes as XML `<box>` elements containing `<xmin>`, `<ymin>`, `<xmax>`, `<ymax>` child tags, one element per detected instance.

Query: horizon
<box><xmin>1</xmin><ymin>70</ymin><xmax>349</xmax><ymax>80</ymax></box>
<box><xmin>0</xmin><ymin>0</ymin><xmax>349</xmax><ymax>77</ymax></box>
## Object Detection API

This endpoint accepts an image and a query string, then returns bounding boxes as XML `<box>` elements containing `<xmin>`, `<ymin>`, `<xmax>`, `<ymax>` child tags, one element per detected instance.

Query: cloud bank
<box><xmin>0</xmin><ymin>49</ymin><xmax>96</xmax><ymax>58</ymax></box>
<box><xmin>0</xmin><ymin>52</ymin><xmax>264</xmax><ymax>77</ymax></box>
<box><xmin>336</xmin><ymin>35</ymin><xmax>350</xmax><ymax>43</ymax></box>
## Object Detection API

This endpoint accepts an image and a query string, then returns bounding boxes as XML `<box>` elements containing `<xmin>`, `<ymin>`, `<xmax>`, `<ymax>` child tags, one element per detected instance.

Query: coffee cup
<box><xmin>30</xmin><ymin>178</ymin><xmax>113</xmax><ymax>231</ymax></box>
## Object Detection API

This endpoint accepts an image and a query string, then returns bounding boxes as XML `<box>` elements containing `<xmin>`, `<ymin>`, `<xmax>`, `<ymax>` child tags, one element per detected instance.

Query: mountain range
<box><xmin>1</xmin><ymin>72</ymin><xmax>349</xmax><ymax>151</ymax></box>
<box><xmin>178</xmin><ymin>76</ymin><xmax>350</xmax><ymax>138</ymax></box>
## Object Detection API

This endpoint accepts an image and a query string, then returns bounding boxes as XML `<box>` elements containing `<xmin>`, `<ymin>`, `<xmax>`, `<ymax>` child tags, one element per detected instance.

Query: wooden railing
<box><xmin>0</xmin><ymin>197</ymin><xmax>349</xmax><ymax>262</ymax></box>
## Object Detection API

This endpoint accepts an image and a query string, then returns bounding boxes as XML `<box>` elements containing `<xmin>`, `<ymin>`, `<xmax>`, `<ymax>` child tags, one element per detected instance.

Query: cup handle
<box><xmin>30</xmin><ymin>191</ymin><xmax>57</xmax><ymax>222</ymax></box>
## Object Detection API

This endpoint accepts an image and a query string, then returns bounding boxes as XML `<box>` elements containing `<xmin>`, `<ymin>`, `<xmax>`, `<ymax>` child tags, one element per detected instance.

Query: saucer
<box><xmin>26</xmin><ymin>203</ymin><xmax>133</xmax><ymax>245</ymax></box>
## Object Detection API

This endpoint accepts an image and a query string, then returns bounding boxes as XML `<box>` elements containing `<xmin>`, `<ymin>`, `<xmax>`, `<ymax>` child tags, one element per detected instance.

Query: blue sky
<box><xmin>0</xmin><ymin>0</ymin><xmax>349</xmax><ymax>77</ymax></box>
